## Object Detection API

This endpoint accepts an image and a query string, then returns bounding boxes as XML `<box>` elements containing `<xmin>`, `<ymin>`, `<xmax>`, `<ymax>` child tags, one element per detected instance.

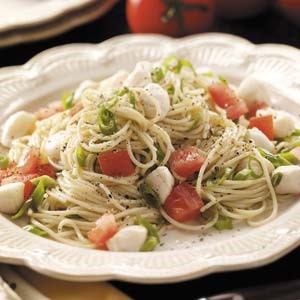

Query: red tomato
<box><xmin>87</xmin><ymin>214</ymin><xmax>119</xmax><ymax>247</ymax></box>
<box><xmin>248</xmin><ymin>102</ymin><xmax>267</xmax><ymax>118</ymax></box>
<box><xmin>216</xmin><ymin>0</ymin><xmax>272</xmax><ymax>19</ymax></box>
<box><xmin>169</xmin><ymin>146</ymin><xmax>205</xmax><ymax>178</ymax></box>
<box><xmin>164</xmin><ymin>182</ymin><xmax>204</xmax><ymax>222</ymax></box>
<box><xmin>98</xmin><ymin>150</ymin><xmax>135</xmax><ymax>177</ymax></box>
<box><xmin>249</xmin><ymin>115</ymin><xmax>274</xmax><ymax>140</ymax></box>
<box><xmin>24</xmin><ymin>181</ymin><xmax>35</xmax><ymax>201</ymax></box>
<box><xmin>35</xmin><ymin>101</ymin><xmax>64</xmax><ymax>121</ymax></box>
<box><xmin>277</xmin><ymin>0</ymin><xmax>300</xmax><ymax>26</ymax></box>
<box><xmin>17</xmin><ymin>148</ymin><xmax>40</xmax><ymax>175</ymax></box>
<box><xmin>208</xmin><ymin>83</ymin><xmax>238</xmax><ymax>108</ymax></box>
<box><xmin>126</xmin><ymin>0</ymin><xmax>215</xmax><ymax>37</ymax></box>
<box><xmin>36</xmin><ymin>164</ymin><xmax>56</xmax><ymax>178</ymax></box>
<box><xmin>226</xmin><ymin>101</ymin><xmax>249</xmax><ymax>120</ymax></box>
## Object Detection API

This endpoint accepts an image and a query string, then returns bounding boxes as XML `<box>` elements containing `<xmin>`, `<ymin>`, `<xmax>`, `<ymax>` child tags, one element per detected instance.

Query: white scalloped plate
<box><xmin>0</xmin><ymin>33</ymin><xmax>300</xmax><ymax>283</ymax></box>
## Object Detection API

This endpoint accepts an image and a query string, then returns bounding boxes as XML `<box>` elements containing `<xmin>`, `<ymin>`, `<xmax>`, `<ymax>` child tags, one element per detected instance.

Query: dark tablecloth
<box><xmin>0</xmin><ymin>2</ymin><xmax>299</xmax><ymax>299</ymax></box>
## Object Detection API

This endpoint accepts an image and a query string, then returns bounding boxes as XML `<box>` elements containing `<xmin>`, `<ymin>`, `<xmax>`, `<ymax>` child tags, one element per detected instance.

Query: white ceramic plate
<box><xmin>0</xmin><ymin>0</ymin><xmax>118</xmax><ymax>47</ymax></box>
<box><xmin>0</xmin><ymin>33</ymin><xmax>300</xmax><ymax>283</ymax></box>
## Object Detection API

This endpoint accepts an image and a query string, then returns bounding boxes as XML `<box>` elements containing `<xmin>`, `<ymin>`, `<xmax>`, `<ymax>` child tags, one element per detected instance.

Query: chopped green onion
<box><xmin>202</xmin><ymin>71</ymin><xmax>214</xmax><ymax>77</ymax></box>
<box><xmin>0</xmin><ymin>153</ymin><xmax>9</xmax><ymax>169</ymax></box>
<box><xmin>291</xmin><ymin>129</ymin><xmax>300</xmax><ymax>137</ymax></box>
<box><xmin>139</xmin><ymin>183</ymin><xmax>161</xmax><ymax>209</ymax></box>
<box><xmin>248</xmin><ymin>156</ymin><xmax>263</xmax><ymax>178</ymax></box>
<box><xmin>62</xmin><ymin>92</ymin><xmax>75</xmax><ymax>110</ymax></box>
<box><xmin>218</xmin><ymin>76</ymin><xmax>228</xmax><ymax>86</ymax></box>
<box><xmin>279</xmin><ymin>152</ymin><xmax>300</xmax><ymax>165</ymax></box>
<box><xmin>11</xmin><ymin>199</ymin><xmax>32</xmax><ymax>220</ymax></box>
<box><xmin>151</xmin><ymin>67</ymin><xmax>164</xmax><ymax>83</ymax></box>
<box><xmin>23</xmin><ymin>224</ymin><xmax>48</xmax><ymax>237</ymax></box>
<box><xmin>76</xmin><ymin>146</ymin><xmax>88</xmax><ymax>167</ymax></box>
<box><xmin>32</xmin><ymin>180</ymin><xmax>45</xmax><ymax>208</ymax></box>
<box><xmin>271</xmin><ymin>172</ymin><xmax>283</xmax><ymax>187</ymax></box>
<box><xmin>258</xmin><ymin>148</ymin><xmax>291</xmax><ymax>168</ymax></box>
<box><xmin>156</xmin><ymin>145</ymin><xmax>165</xmax><ymax>165</ymax></box>
<box><xmin>167</xmin><ymin>85</ymin><xmax>175</xmax><ymax>95</ymax></box>
<box><xmin>206</xmin><ymin>167</ymin><xmax>232</xmax><ymax>187</ymax></box>
<box><xmin>116</xmin><ymin>88</ymin><xmax>135</xmax><ymax>108</ymax></box>
<box><xmin>136</xmin><ymin>215</ymin><xmax>160</xmax><ymax>241</ymax></box>
<box><xmin>97</xmin><ymin>106</ymin><xmax>117</xmax><ymax>135</ymax></box>
<box><xmin>188</xmin><ymin>111</ymin><xmax>202</xmax><ymax>131</ymax></box>
<box><xmin>234</xmin><ymin>169</ymin><xmax>252</xmax><ymax>181</ymax></box>
<box><xmin>31</xmin><ymin>175</ymin><xmax>57</xmax><ymax>187</ymax></box>
<box><xmin>140</xmin><ymin>236</ymin><xmax>159</xmax><ymax>252</ymax></box>
<box><xmin>128</xmin><ymin>91</ymin><xmax>136</xmax><ymax>108</ymax></box>
<box><xmin>163</xmin><ymin>56</ymin><xmax>196</xmax><ymax>75</ymax></box>
<box><xmin>214</xmin><ymin>216</ymin><xmax>233</xmax><ymax>231</ymax></box>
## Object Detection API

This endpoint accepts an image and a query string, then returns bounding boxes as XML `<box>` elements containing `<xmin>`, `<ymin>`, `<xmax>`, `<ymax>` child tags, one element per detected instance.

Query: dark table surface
<box><xmin>0</xmin><ymin>1</ymin><xmax>300</xmax><ymax>300</ymax></box>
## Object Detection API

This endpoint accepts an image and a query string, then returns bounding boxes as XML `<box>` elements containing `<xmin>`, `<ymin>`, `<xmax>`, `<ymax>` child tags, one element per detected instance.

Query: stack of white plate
<box><xmin>0</xmin><ymin>0</ymin><xmax>118</xmax><ymax>47</ymax></box>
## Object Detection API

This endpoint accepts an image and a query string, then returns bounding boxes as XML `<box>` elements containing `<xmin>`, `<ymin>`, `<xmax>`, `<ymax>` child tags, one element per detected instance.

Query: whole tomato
<box><xmin>277</xmin><ymin>0</ymin><xmax>300</xmax><ymax>26</ymax></box>
<box><xmin>215</xmin><ymin>0</ymin><xmax>273</xmax><ymax>19</ymax></box>
<box><xmin>126</xmin><ymin>0</ymin><xmax>215</xmax><ymax>37</ymax></box>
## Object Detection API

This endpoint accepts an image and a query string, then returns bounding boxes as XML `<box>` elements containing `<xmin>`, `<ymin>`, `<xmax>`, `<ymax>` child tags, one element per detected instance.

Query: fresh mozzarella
<box><xmin>99</xmin><ymin>70</ymin><xmax>129</xmax><ymax>91</ymax></box>
<box><xmin>256</xmin><ymin>108</ymin><xmax>295</xmax><ymax>139</ymax></box>
<box><xmin>1</xmin><ymin>111</ymin><xmax>36</xmax><ymax>147</ymax></box>
<box><xmin>124</xmin><ymin>61</ymin><xmax>152</xmax><ymax>88</ymax></box>
<box><xmin>0</xmin><ymin>182</ymin><xmax>25</xmax><ymax>214</ymax></box>
<box><xmin>272</xmin><ymin>165</ymin><xmax>300</xmax><ymax>194</ymax></box>
<box><xmin>74</xmin><ymin>80</ymin><xmax>98</xmax><ymax>101</ymax></box>
<box><xmin>139</xmin><ymin>83</ymin><xmax>170</xmax><ymax>120</ymax></box>
<box><xmin>238</xmin><ymin>76</ymin><xmax>270</xmax><ymax>107</ymax></box>
<box><xmin>106</xmin><ymin>225</ymin><xmax>147</xmax><ymax>252</ymax></box>
<box><xmin>44</xmin><ymin>131</ymin><xmax>66</xmax><ymax>162</ymax></box>
<box><xmin>145</xmin><ymin>166</ymin><xmax>174</xmax><ymax>204</ymax></box>
<box><xmin>248</xmin><ymin>128</ymin><xmax>274</xmax><ymax>152</ymax></box>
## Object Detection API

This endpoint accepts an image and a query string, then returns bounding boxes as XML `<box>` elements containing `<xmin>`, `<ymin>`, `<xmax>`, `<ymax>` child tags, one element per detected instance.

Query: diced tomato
<box><xmin>169</xmin><ymin>146</ymin><xmax>205</xmax><ymax>178</ymax></box>
<box><xmin>164</xmin><ymin>182</ymin><xmax>204</xmax><ymax>222</ymax></box>
<box><xmin>226</xmin><ymin>101</ymin><xmax>249</xmax><ymax>120</ymax></box>
<box><xmin>249</xmin><ymin>115</ymin><xmax>274</xmax><ymax>140</ymax></box>
<box><xmin>87</xmin><ymin>214</ymin><xmax>119</xmax><ymax>247</ymax></box>
<box><xmin>17</xmin><ymin>148</ymin><xmax>40</xmax><ymax>175</ymax></box>
<box><xmin>36</xmin><ymin>164</ymin><xmax>56</xmax><ymax>178</ymax></box>
<box><xmin>291</xmin><ymin>147</ymin><xmax>300</xmax><ymax>161</ymax></box>
<box><xmin>35</xmin><ymin>101</ymin><xmax>64</xmax><ymax>120</ymax></box>
<box><xmin>208</xmin><ymin>83</ymin><xmax>238</xmax><ymax>108</ymax></box>
<box><xmin>98</xmin><ymin>150</ymin><xmax>135</xmax><ymax>177</ymax></box>
<box><xmin>247</xmin><ymin>102</ymin><xmax>267</xmax><ymax>118</ymax></box>
<box><xmin>24</xmin><ymin>181</ymin><xmax>35</xmax><ymax>201</ymax></box>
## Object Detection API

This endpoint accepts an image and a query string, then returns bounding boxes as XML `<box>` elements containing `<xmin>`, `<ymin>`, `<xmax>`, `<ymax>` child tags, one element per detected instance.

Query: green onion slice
<box><xmin>202</xmin><ymin>71</ymin><xmax>214</xmax><ymax>77</ymax></box>
<box><xmin>248</xmin><ymin>156</ymin><xmax>263</xmax><ymax>179</ymax></box>
<box><xmin>31</xmin><ymin>175</ymin><xmax>57</xmax><ymax>187</ymax></box>
<box><xmin>258</xmin><ymin>148</ymin><xmax>291</xmax><ymax>168</ymax></box>
<box><xmin>140</xmin><ymin>236</ymin><xmax>159</xmax><ymax>252</ymax></box>
<box><xmin>218</xmin><ymin>75</ymin><xmax>228</xmax><ymax>85</ymax></box>
<box><xmin>32</xmin><ymin>181</ymin><xmax>45</xmax><ymax>208</ymax></box>
<box><xmin>214</xmin><ymin>216</ymin><xmax>233</xmax><ymax>231</ymax></box>
<box><xmin>11</xmin><ymin>199</ymin><xmax>32</xmax><ymax>220</ymax></box>
<box><xmin>139</xmin><ymin>183</ymin><xmax>161</xmax><ymax>209</ymax></box>
<box><xmin>136</xmin><ymin>215</ymin><xmax>160</xmax><ymax>241</ymax></box>
<box><xmin>0</xmin><ymin>153</ymin><xmax>9</xmax><ymax>169</ymax></box>
<box><xmin>156</xmin><ymin>145</ymin><xmax>165</xmax><ymax>165</ymax></box>
<box><xmin>23</xmin><ymin>224</ymin><xmax>48</xmax><ymax>237</ymax></box>
<box><xmin>98</xmin><ymin>106</ymin><xmax>117</xmax><ymax>135</ymax></box>
<box><xmin>151</xmin><ymin>67</ymin><xmax>164</xmax><ymax>83</ymax></box>
<box><xmin>163</xmin><ymin>56</ymin><xmax>196</xmax><ymax>75</ymax></box>
<box><xmin>279</xmin><ymin>152</ymin><xmax>299</xmax><ymax>165</ymax></box>
<box><xmin>188</xmin><ymin>110</ymin><xmax>202</xmax><ymax>131</ymax></box>
<box><xmin>76</xmin><ymin>146</ymin><xmax>88</xmax><ymax>167</ymax></box>
<box><xmin>234</xmin><ymin>169</ymin><xmax>252</xmax><ymax>181</ymax></box>
<box><xmin>62</xmin><ymin>92</ymin><xmax>75</xmax><ymax>110</ymax></box>
<box><xmin>271</xmin><ymin>172</ymin><xmax>283</xmax><ymax>187</ymax></box>
<box><xmin>207</xmin><ymin>167</ymin><xmax>232</xmax><ymax>187</ymax></box>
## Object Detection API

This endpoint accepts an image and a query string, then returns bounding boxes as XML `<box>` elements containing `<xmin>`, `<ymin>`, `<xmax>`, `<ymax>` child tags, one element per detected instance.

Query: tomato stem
<box><xmin>161</xmin><ymin>0</ymin><xmax>209</xmax><ymax>35</ymax></box>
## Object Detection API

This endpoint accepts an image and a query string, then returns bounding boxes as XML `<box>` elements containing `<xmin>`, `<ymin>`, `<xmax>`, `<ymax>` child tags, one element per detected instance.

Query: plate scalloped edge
<box><xmin>0</xmin><ymin>33</ymin><xmax>300</xmax><ymax>283</ymax></box>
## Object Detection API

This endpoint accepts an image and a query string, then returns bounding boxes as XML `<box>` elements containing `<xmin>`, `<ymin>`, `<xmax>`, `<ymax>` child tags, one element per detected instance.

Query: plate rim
<box><xmin>0</xmin><ymin>33</ymin><xmax>300</xmax><ymax>283</ymax></box>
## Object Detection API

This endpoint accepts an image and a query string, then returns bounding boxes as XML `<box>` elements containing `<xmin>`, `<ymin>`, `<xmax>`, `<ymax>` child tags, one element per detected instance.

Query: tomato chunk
<box><xmin>164</xmin><ymin>182</ymin><xmax>204</xmax><ymax>222</ymax></box>
<box><xmin>98</xmin><ymin>150</ymin><xmax>135</xmax><ymax>177</ymax></box>
<box><xmin>169</xmin><ymin>146</ymin><xmax>205</xmax><ymax>178</ymax></box>
<box><xmin>208</xmin><ymin>83</ymin><xmax>238</xmax><ymax>108</ymax></box>
<box><xmin>249</xmin><ymin>115</ymin><xmax>274</xmax><ymax>140</ymax></box>
<box><xmin>248</xmin><ymin>102</ymin><xmax>267</xmax><ymax>118</ymax></box>
<box><xmin>24</xmin><ymin>181</ymin><xmax>35</xmax><ymax>201</ymax></box>
<box><xmin>226</xmin><ymin>101</ymin><xmax>249</xmax><ymax>120</ymax></box>
<box><xmin>87</xmin><ymin>214</ymin><xmax>119</xmax><ymax>247</ymax></box>
<box><xmin>36</xmin><ymin>164</ymin><xmax>56</xmax><ymax>178</ymax></box>
<box><xmin>17</xmin><ymin>148</ymin><xmax>40</xmax><ymax>175</ymax></box>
